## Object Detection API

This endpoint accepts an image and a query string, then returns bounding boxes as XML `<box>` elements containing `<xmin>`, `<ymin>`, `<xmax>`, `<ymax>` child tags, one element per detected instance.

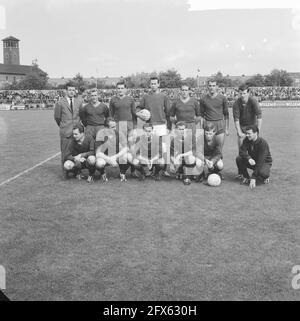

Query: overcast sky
<box><xmin>0</xmin><ymin>0</ymin><xmax>299</xmax><ymax>78</ymax></box>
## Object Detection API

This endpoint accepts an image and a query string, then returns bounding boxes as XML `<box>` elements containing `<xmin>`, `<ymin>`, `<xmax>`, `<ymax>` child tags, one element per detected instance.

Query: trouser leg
<box><xmin>60</xmin><ymin>136</ymin><xmax>72</xmax><ymax>165</ymax></box>
<box><xmin>119</xmin><ymin>163</ymin><xmax>130</xmax><ymax>175</ymax></box>
<box><xmin>257</xmin><ymin>163</ymin><xmax>272</xmax><ymax>180</ymax></box>
<box><xmin>236</xmin><ymin>156</ymin><xmax>250</xmax><ymax>179</ymax></box>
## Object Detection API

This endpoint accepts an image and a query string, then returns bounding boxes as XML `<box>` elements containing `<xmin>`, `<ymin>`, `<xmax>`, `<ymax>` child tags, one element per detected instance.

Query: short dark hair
<box><xmin>238</xmin><ymin>84</ymin><xmax>250</xmax><ymax>92</ymax></box>
<box><xmin>143</xmin><ymin>122</ymin><xmax>153</xmax><ymax>130</ymax></box>
<box><xmin>65</xmin><ymin>82</ymin><xmax>76</xmax><ymax>90</ymax></box>
<box><xmin>181</xmin><ymin>83</ymin><xmax>190</xmax><ymax>90</ymax></box>
<box><xmin>204</xmin><ymin>122</ymin><xmax>216</xmax><ymax>132</ymax></box>
<box><xmin>73</xmin><ymin>123</ymin><xmax>84</xmax><ymax>133</ymax></box>
<box><xmin>116</xmin><ymin>81</ymin><xmax>126</xmax><ymax>88</ymax></box>
<box><xmin>207</xmin><ymin>79</ymin><xmax>217</xmax><ymax>86</ymax></box>
<box><xmin>175</xmin><ymin>121</ymin><xmax>186</xmax><ymax>128</ymax></box>
<box><xmin>150</xmin><ymin>76</ymin><xmax>160</xmax><ymax>83</ymax></box>
<box><xmin>245</xmin><ymin>124</ymin><xmax>259</xmax><ymax>134</ymax></box>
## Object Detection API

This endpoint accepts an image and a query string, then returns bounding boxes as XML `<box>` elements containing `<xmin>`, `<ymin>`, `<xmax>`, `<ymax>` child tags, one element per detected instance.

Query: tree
<box><xmin>208</xmin><ymin>71</ymin><xmax>233</xmax><ymax>87</ymax></box>
<box><xmin>264</xmin><ymin>69</ymin><xmax>293</xmax><ymax>86</ymax></box>
<box><xmin>245</xmin><ymin>74</ymin><xmax>265</xmax><ymax>87</ymax></box>
<box><xmin>17</xmin><ymin>62</ymin><xmax>49</xmax><ymax>89</ymax></box>
<box><xmin>123</xmin><ymin>72</ymin><xmax>152</xmax><ymax>88</ymax></box>
<box><xmin>72</xmin><ymin>73</ymin><xmax>87</xmax><ymax>92</ymax></box>
<box><xmin>158</xmin><ymin>69</ymin><xmax>182</xmax><ymax>88</ymax></box>
<box><xmin>183</xmin><ymin>77</ymin><xmax>197</xmax><ymax>88</ymax></box>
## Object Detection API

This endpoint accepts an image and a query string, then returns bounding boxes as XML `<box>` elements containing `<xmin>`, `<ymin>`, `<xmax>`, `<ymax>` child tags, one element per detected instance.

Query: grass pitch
<box><xmin>0</xmin><ymin>108</ymin><xmax>300</xmax><ymax>300</ymax></box>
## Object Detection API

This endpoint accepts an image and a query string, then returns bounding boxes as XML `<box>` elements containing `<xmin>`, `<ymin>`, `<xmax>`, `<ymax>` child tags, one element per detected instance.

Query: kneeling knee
<box><xmin>185</xmin><ymin>155</ymin><xmax>195</xmax><ymax>165</ymax></box>
<box><xmin>87</xmin><ymin>155</ymin><xmax>96</xmax><ymax>166</ymax></box>
<box><xmin>216</xmin><ymin>159</ymin><xmax>223</xmax><ymax>170</ymax></box>
<box><xmin>195</xmin><ymin>158</ymin><xmax>203</xmax><ymax>169</ymax></box>
<box><xmin>96</xmin><ymin>158</ymin><xmax>106</xmax><ymax>169</ymax></box>
<box><xmin>64</xmin><ymin>160</ymin><xmax>74</xmax><ymax>171</ymax></box>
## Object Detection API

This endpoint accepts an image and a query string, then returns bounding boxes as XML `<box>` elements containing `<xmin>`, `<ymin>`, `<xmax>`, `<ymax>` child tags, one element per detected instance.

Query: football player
<box><xmin>63</xmin><ymin>124</ymin><xmax>96</xmax><ymax>183</ymax></box>
<box><xmin>79</xmin><ymin>89</ymin><xmax>109</xmax><ymax>139</ymax></box>
<box><xmin>95</xmin><ymin>117</ymin><xmax>131</xmax><ymax>182</ymax></box>
<box><xmin>170</xmin><ymin>122</ymin><xmax>204</xmax><ymax>185</ymax></box>
<box><xmin>170</xmin><ymin>84</ymin><xmax>201</xmax><ymax>134</ymax></box>
<box><xmin>129</xmin><ymin>123</ymin><xmax>166</xmax><ymax>181</ymax></box>
<box><xmin>233</xmin><ymin>84</ymin><xmax>262</xmax><ymax>179</ymax></box>
<box><xmin>236</xmin><ymin>125</ymin><xmax>272</xmax><ymax>189</ymax></box>
<box><xmin>200</xmin><ymin>80</ymin><xmax>229</xmax><ymax>151</ymax></box>
<box><xmin>203</xmin><ymin>122</ymin><xmax>224</xmax><ymax>179</ymax></box>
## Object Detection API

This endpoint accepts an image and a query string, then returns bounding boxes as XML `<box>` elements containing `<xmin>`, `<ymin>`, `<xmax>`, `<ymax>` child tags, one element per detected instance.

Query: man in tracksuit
<box><xmin>236</xmin><ymin>124</ymin><xmax>272</xmax><ymax>189</ymax></box>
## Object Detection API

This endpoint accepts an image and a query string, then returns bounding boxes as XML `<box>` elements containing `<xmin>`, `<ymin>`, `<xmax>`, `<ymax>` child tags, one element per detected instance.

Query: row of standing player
<box><xmin>54</xmin><ymin>77</ymin><xmax>272</xmax><ymax>189</ymax></box>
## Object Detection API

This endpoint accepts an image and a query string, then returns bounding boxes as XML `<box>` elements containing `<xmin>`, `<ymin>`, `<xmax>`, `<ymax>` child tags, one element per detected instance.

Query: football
<box><xmin>207</xmin><ymin>173</ymin><xmax>221</xmax><ymax>187</ymax></box>
<box><xmin>137</xmin><ymin>109</ymin><xmax>151</xmax><ymax>121</ymax></box>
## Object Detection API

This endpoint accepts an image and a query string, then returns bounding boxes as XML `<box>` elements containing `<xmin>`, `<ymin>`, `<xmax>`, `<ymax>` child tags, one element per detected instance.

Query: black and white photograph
<box><xmin>0</xmin><ymin>0</ymin><xmax>300</xmax><ymax>305</ymax></box>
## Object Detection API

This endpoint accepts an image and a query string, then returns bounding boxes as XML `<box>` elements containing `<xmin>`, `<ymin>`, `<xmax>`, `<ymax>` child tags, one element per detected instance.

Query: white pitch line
<box><xmin>0</xmin><ymin>152</ymin><xmax>61</xmax><ymax>188</ymax></box>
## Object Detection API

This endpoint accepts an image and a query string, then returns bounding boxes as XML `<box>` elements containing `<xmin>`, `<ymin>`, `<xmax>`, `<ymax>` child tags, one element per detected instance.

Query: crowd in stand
<box><xmin>0</xmin><ymin>86</ymin><xmax>300</xmax><ymax>108</ymax></box>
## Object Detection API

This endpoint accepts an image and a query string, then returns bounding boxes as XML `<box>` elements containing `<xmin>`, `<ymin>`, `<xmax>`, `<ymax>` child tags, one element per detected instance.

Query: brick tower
<box><xmin>2</xmin><ymin>36</ymin><xmax>20</xmax><ymax>65</ymax></box>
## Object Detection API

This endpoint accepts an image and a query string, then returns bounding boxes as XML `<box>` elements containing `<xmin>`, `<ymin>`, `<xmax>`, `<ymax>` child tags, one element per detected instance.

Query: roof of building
<box><xmin>2</xmin><ymin>36</ymin><xmax>20</xmax><ymax>42</ymax></box>
<box><xmin>0</xmin><ymin>63</ymin><xmax>32</xmax><ymax>75</ymax></box>
<box><xmin>49</xmin><ymin>76</ymin><xmax>124</xmax><ymax>86</ymax></box>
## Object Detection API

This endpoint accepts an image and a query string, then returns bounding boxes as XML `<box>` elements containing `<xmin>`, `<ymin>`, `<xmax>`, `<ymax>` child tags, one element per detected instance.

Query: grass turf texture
<box><xmin>0</xmin><ymin>109</ymin><xmax>300</xmax><ymax>301</ymax></box>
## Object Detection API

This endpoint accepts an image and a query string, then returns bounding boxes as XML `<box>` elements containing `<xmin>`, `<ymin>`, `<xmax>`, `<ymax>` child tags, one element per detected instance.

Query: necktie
<box><xmin>70</xmin><ymin>98</ymin><xmax>73</xmax><ymax>113</ymax></box>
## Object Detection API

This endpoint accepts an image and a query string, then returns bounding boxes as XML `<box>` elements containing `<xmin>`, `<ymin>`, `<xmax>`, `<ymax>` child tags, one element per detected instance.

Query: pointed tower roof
<box><xmin>2</xmin><ymin>36</ymin><xmax>20</xmax><ymax>42</ymax></box>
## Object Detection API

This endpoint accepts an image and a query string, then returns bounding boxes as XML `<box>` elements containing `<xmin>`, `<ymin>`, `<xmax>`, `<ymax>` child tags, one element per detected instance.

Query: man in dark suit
<box><xmin>54</xmin><ymin>84</ymin><xmax>83</xmax><ymax>175</ymax></box>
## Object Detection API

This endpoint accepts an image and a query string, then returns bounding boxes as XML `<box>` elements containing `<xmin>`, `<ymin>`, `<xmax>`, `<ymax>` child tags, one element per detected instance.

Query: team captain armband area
<box><xmin>0</xmin><ymin>109</ymin><xmax>300</xmax><ymax>301</ymax></box>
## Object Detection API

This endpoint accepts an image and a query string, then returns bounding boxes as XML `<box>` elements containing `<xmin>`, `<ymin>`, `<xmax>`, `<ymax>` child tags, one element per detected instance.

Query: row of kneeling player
<box><xmin>63</xmin><ymin>119</ymin><xmax>271</xmax><ymax>189</ymax></box>
<box><xmin>63</xmin><ymin>119</ymin><xmax>223</xmax><ymax>185</ymax></box>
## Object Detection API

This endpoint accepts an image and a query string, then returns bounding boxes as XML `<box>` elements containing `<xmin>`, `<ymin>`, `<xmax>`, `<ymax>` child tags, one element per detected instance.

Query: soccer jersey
<box><xmin>109</xmin><ymin>95</ymin><xmax>137</xmax><ymax>124</ymax></box>
<box><xmin>200</xmin><ymin>94</ymin><xmax>229</xmax><ymax>121</ymax></box>
<box><xmin>95</xmin><ymin>128</ymin><xmax>127</xmax><ymax>156</ymax></box>
<box><xmin>233</xmin><ymin>96</ymin><xmax>262</xmax><ymax>127</ymax></box>
<box><xmin>139</xmin><ymin>92</ymin><xmax>170</xmax><ymax>125</ymax></box>
<box><xmin>204</xmin><ymin>136</ymin><xmax>222</xmax><ymax>164</ymax></box>
<box><xmin>239</xmin><ymin>136</ymin><xmax>272</xmax><ymax>179</ymax></box>
<box><xmin>79</xmin><ymin>102</ymin><xmax>109</xmax><ymax>126</ymax></box>
<box><xmin>65</xmin><ymin>135</ymin><xmax>95</xmax><ymax>161</ymax></box>
<box><xmin>170</xmin><ymin>97</ymin><xmax>201</xmax><ymax>122</ymax></box>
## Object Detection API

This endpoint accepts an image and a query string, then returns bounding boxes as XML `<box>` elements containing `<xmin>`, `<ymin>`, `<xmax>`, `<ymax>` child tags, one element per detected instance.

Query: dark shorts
<box><xmin>85</xmin><ymin>125</ymin><xmax>105</xmax><ymax>139</ymax></box>
<box><xmin>116</xmin><ymin>121</ymin><xmax>134</xmax><ymax>137</ymax></box>
<box><xmin>204</xmin><ymin>119</ymin><xmax>225</xmax><ymax>135</ymax></box>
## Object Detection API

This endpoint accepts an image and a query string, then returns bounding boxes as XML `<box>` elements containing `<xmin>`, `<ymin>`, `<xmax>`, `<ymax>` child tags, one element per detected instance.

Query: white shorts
<box><xmin>153</xmin><ymin>124</ymin><xmax>168</xmax><ymax>136</ymax></box>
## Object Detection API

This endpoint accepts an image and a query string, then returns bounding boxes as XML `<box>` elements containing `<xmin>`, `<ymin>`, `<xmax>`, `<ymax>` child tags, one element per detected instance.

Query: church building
<box><xmin>0</xmin><ymin>36</ymin><xmax>33</xmax><ymax>87</ymax></box>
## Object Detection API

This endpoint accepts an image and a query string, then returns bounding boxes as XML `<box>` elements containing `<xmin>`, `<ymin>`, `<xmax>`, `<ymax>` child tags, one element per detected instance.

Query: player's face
<box><xmin>66</xmin><ymin>87</ymin><xmax>76</xmax><ymax>98</ymax></box>
<box><xmin>150</xmin><ymin>79</ymin><xmax>159</xmax><ymax>92</ymax></box>
<box><xmin>245</xmin><ymin>129</ymin><xmax>257</xmax><ymax>141</ymax></box>
<box><xmin>240</xmin><ymin>89</ymin><xmax>249</xmax><ymax>102</ymax></box>
<box><xmin>144</xmin><ymin>127</ymin><xmax>153</xmax><ymax>137</ymax></box>
<box><xmin>208</xmin><ymin>82</ymin><xmax>217</xmax><ymax>95</ymax></box>
<box><xmin>73</xmin><ymin>129</ymin><xmax>84</xmax><ymax>141</ymax></box>
<box><xmin>117</xmin><ymin>85</ymin><xmax>126</xmax><ymax>97</ymax></box>
<box><xmin>90</xmin><ymin>92</ymin><xmax>99</xmax><ymax>104</ymax></box>
<box><xmin>181</xmin><ymin>86</ymin><xmax>189</xmax><ymax>99</ymax></box>
<box><xmin>108</xmin><ymin>120</ymin><xmax>117</xmax><ymax>129</ymax></box>
<box><xmin>204</xmin><ymin>130</ymin><xmax>216</xmax><ymax>141</ymax></box>
<box><xmin>176</xmin><ymin>125</ymin><xmax>186</xmax><ymax>136</ymax></box>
